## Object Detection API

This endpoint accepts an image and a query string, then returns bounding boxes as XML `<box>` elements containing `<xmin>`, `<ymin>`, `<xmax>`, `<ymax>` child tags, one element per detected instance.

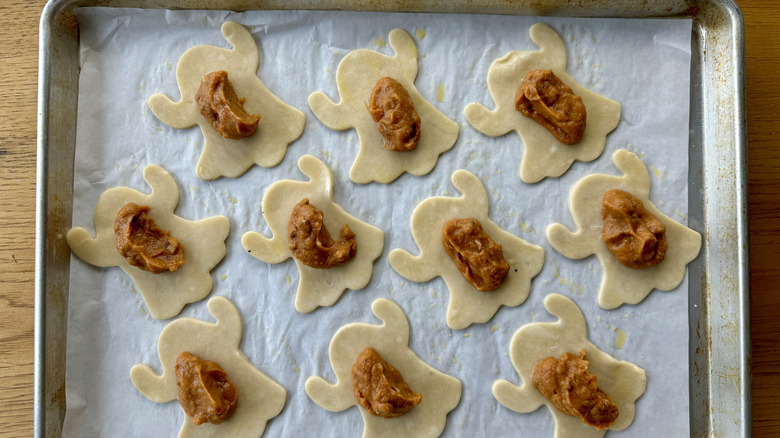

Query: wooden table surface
<box><xmin>1</xmin><ymin>0</ymin><xmax>777</xmax><ymax>436</ymax></box>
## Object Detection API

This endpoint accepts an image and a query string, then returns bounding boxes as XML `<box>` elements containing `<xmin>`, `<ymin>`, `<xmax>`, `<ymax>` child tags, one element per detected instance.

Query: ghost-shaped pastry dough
<box><xmin>546</xmin><ymin>149</ymin><xmax>702</xmax><ymax>309</ymax></box>
<box><xmin>305</xmin><ymin>298</ymin><xmax>461</xmax><ymax>438</ymax></box>
<box><xmin>241</xmin><ymin>155</ymin><xmax>384</xmax><ymax>313</ymax></box>
<box><xmin>389</xmin><ymin>169</ymin><xmax>545</xmax><ymax>330</ymax></box>
<box><xmin>130</xmin><ymin>296</ymin><xmax>286</xmax><ymax>437</ymax></box>
<box><xmin>464</xmin><ymin>23</ymin><xmax>621</xmax><ymax>183</ymax></box>
<box><xmin>492</xmin><ymin>293</ymin><xmax>646</xmax><ymax>438</ymax></box>
<box><xmin>308</xmin><ymin>28</ymin><xmax>459</xmax><ymax>184</ymax></box>
<box><xmin>66</xmin><ymin>165</ymin><xmax>229</xmax><ymax>320</ymax></box>
<box><xmin>149</xmin><ymin>21</ymin><xmax>305</xmax><ymax>180</ymax></box>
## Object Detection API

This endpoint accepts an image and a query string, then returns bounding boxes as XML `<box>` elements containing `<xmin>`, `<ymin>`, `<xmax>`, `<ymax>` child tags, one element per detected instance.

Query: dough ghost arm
<box><xmin>129</xmin><ymin>363</ymin><xmax>178</xmax><ymax>404</ymax></box>
<box><xmin>492</xmin><ymin>380</ymin><xmax>544</xmax><ymax>414</ymax></box>
<box><xmin>66</xmin><ymin>227</ymin><xmax>119</xmax><ymax>267</ymax></box>
<box><xmin>546</xmin><ymin>223</ymin><xmax>594</xmax><ymax>260</ymax></box>
<box><xmin>308</xmin><ymin>92</ymin><xmax>353</xmax><ymax>130</ymax></box>
<box><xmin>241</xmin><ymin>231</ymin><xmax>291</xmax><ymax>264</ymax></box>
<box><xmin>148</xmin><ymin>93</ymin><xmax>198</xmax><ymax>130</ymax></box>
<box><xmin>305</xmin><ymin>376</ymin><xmax>355</xmax><ymax>412</ymax></box>
<box><xmin>388</xmin><ymin>249</ymin><xmax>439</xmax><ymax>283</ymax></box>
<box><xmin>464</xmin><ymin>103</ymin><xmax>514</xmax><ymax>137</ymax></box>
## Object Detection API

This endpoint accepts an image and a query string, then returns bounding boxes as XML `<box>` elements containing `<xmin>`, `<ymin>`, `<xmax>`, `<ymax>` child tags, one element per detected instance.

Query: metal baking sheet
<box><xmin>35</xmin><ymin>0</ymin><xmax>749</xmax><ymax>437</ymax></box>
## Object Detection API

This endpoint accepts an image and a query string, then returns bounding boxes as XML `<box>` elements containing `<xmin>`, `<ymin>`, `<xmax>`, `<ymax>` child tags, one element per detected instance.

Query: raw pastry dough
<box><xmin>492</xmin><ymin>293</ymin><xmax>646</xmax><ymax>438</ymax></box>
<box><xmin>305</xmin><ymin>298</ymin><xmax>462</xmax><ymax>438</ymax></box>
<box><xmin>66</xmin><ymin>165</ymin><xmax>229</xmax><ymax>320</ymax></box>
<box><xmin>130</xmin><ymin>296</ymin><xmax>286</xmax><ymax>437</ymax></box>
<box><xmin>464</xmin><ymin>23</ymin><xmax>621</xmax><ymax>183</ymax></box>
<box><xmin>546</xmin><ymin>149</ymin><xmax>702</xmax><ymax>309</ymax></box>
<box><xmin>308</xmin><ymin>28</ymin><xmax>459</xmax><ymax>184</ymax></box>
<box><xmin>389</xmin><ymin>169</ymin><xmax>545</xmax><ymax>330</ymax></box>
<box><xmin>149</xmin><ymin>21</ymin><xmax>305</xmax><ymax>180</ymax></box>
<box><xmin>241</xmin><ymin>155</ymin><xmax>384</xmax><ymax>313</ymax></box>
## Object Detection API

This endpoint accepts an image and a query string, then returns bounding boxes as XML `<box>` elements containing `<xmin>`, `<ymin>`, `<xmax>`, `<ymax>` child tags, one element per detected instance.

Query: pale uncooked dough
<box><xmin>241</xmin><ymin>155</ymin><xmax>384</xmax><ymax>313</ymax></box>
<box><xmin>66</xmin><ymin>165</ymin><xmax>230</xmax><ymax>320</ymax></box>
<box><xmin>464</xmin><ymin>23</ymin><xmax>621</xmax><ymax>183</ymax></box>
<box><xmin>149</xmin><ymin>21</ymin><xmax>305</xmax><ymax>180</ymax></box>
<box><xmin>389</xmin><ymin>169</ymin><xmax>545</xmax><ymax>330</ymax></box>
<box><xmin>308</xmin><ymin>28</ymin><xmax>459</xmax><ymax>184</ymax></box>
<box><xmin>305</xmin><ymin>298</ymin><xmax>462</xmax><ymax>438</ymax></box>
<box><xmin>546</xmin><ymin>149</ymin><xmax>702</xmax><ymax>309</ymax></box>
<box><xmin>130</xmin><ymin>296</ymin><xmax>286</xmax><ymax>438</ymax></box>
<box><xmin>492</xmin><ymin>293</ymin><xmax>646</xmax><ymax>438</ymax></box>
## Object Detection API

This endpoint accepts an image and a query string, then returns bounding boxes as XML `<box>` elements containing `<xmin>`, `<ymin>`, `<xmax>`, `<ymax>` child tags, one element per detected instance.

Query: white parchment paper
<box><xmin>64</xmin><ymin>8</ymin><xmax>692</xmax><ymax>437</ymax></box>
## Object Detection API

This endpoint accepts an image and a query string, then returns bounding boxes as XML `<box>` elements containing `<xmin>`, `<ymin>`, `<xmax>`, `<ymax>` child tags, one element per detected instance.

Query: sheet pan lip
<box><xmin>36</xmin><ymin>2</ymin><xmax>82</xmax><ymax>436</ymax></box>
<box><xmin>33</xmin><ymin>0</ymin><xmax>750</xmax><ymax>436</ymax></box>
<box><xmin>694</xmin><ymin>1</ymin><xmax>752</xmax><ymax>435</ymax></box>
<box><xmin>729</xmin><ymin>0</ymin><xmax>752</xmax><ymax>434</ymax></box>
<box><xmin>35</xmin><ymin>1</ymin><xmax>58</xmax><ymax>436</ymax></box>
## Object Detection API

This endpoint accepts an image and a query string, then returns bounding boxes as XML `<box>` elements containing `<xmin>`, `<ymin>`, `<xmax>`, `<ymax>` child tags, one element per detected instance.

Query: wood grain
<box><xmin>742</xmin><ymin>0</ymin><xmax>780</xmax><ymax>436</ymax></box>
<box><xmin>0</xmin><ymin>0</ymin><xmax>777</xmax><ymax>436</ymax></box>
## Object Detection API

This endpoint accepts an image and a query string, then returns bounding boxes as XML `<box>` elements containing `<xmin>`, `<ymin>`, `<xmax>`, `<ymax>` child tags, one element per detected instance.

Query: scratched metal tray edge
<box><xmin>34</xmin><ymin>0</ymin><xmax>749</xmax><ymax>437</ymax></box>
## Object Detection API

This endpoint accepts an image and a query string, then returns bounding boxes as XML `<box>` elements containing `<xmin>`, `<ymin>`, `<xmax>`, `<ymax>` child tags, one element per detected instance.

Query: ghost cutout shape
<box><xmin>308</xmin><ymin>28</ymin><xmax>459</xmax><ymax>184</ymax></box>
<box><xmin>130</xmin><ymin>296</ymin><xmax>286</xmax><ymax>437</ymax></box>
<box><xmin>546</xmin><ymin>149</ymin><xmax>702</xmax><ymax>309</ymax></box>
<box><xmin>149</xmin><ymin>21</ymin><xmax>305</xmax><ymax>180</ymax></box>
<box><xmin>305</xmin><ymin>298</ymin><xmax>462</xmax><ymax>438</ymax></box>
<box><xmin>492</xmin><ymin>293</ymin><xmax>646</xmax><ymax>438</ymax></box>
<box><xmin>66</xmin><ymin>165</ymin><xmax>229</xmax><ymax>320</ymax></box>
<box><xmin>389</xmin><ymin>169</ymin><xmax>545</xmax><ymax>330</ymax></box>
<box><xmin>464</xmin><ymin>23</ymin><xmax>621</xmax><ymax>183</ymax></box>
<box><xmin>241</xmin><ymin>155</ymin><xmax>384</xmax><ymax>313</ymax></box>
